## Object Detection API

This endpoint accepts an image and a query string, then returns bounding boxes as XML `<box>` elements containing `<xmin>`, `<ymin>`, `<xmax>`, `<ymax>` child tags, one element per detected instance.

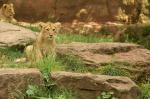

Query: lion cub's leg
<box><xmin>10</xmin><ymin>18</ymin><xmax>17</xmax><ymax>24</ymax></box>
<box><xmin>25</xmin><ymin>45</ymin><xmax>43</xmax><ymax>62</ymax></box>
<box><xmin>35</xmin><ymin>47</ymin><xmax>43</xmax><ymax>62</ymax></box>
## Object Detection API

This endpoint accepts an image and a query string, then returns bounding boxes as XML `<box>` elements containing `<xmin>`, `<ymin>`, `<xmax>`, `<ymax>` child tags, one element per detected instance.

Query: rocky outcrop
<box><xmin>57</xmin><ymin>42</ymin><xmax>150</xmax><ymax>81</ymax></box>
<box><xmin>51</xmin><ymin>71</ymin><xmax>141</xmax><ymax>99</ymax></box>
<box><xmin>2</xmin><ymin>0</ymin><xmax>149</xmax><ymax>23</ymax></box>
<box><xmin>0</xmin><ymin>68</ymin><xmax>43</xmax><ymax>99</ymax></box>
<box><xmin>0</xmin><ymin>22</ymin><xmax>36</xmax><ymax>49</ymax></box>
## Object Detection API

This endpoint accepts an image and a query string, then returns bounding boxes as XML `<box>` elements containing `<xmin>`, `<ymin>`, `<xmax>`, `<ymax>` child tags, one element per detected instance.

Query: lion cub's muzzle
<box><xmin>8</xmin><ymin>13</ymin><xmax>14</xmax><ymax>18</ymax></box>
<box><xmin>48</xmin><ymin>34</ymin><xmax>55</xmax><ymax>40</ymax></box>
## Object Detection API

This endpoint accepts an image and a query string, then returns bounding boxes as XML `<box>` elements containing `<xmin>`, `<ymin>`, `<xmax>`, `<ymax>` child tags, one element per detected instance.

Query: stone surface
<box><xmin>2</xmin><ymin>0</ymin><xmax>148</xmax><ymax>23</ymax></box>
<box><xmin>51</xmin><ymin>71</ymin><xmax>141</xmax><ymax>99</ymax></box>
<box><xmin>0</xmin><ymin>68</ymin><xmax>43</xmax><ymax>99</ymax></box>
<box><xmin>57</xmin><ymin>42</ymin><xmax>150</xmax><ymax>81</ymax></box>
<box><xmin>0</xmin><ymin>22</ymin><xmax>36</xmax><ymax>49</ymax></box>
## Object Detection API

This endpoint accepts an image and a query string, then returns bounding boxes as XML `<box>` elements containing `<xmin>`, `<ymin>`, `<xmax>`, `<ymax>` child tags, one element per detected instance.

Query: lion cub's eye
<box><xmin>46</xmin><ymin>28</ymin><xmax>49</xmax><ymax>31</ymax></box>
<box><xmin>52</xmin><ymin>28</ymin><xmax>56</xmax><ymax>31</ymax></box>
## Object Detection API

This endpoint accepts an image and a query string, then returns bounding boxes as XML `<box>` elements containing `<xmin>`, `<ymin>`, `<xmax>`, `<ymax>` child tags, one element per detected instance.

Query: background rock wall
<box><xmin>0</xmin><ymin>0</ymin><xmax>150</xmax><ymax>23</ymax></box>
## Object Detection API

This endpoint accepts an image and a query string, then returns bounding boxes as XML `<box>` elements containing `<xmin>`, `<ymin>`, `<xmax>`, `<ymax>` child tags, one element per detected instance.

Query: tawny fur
<box><xmin>25</xmin><ymin>23</ymin><xmax>58</xmax><ymax>62</ymax></box>
<box><xmin>0</xmin><ymin>3</ymin><xmax>17</xmax><ymax>23</ymax></box>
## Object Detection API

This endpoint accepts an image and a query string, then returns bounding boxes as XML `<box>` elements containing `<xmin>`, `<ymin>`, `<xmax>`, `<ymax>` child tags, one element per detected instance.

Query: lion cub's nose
<box><xmin>49</xmin><ymin>35</ymin><xmax>53</xmax><ymax>38</ymax></box>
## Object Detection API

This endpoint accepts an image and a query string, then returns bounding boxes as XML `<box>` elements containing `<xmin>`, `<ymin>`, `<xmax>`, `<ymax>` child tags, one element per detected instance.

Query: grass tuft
<box><xmin>98</xmin><ymin>64</ymin><xmax>130</xmax><ymax>77</ymax></box>
<box><xmin>57</xmin><ymin>54</ymin><xmax>88</xmax><ymax>73</ymax></box>
<box><xmin>57</xmin><ymin>33</ymin><xmax>112</xmax><ymax>44</ymax></box>
<box><xmin>140</xmin><ymin>83</ymin><xmax>150</xmax><ymax>99</ymax></box>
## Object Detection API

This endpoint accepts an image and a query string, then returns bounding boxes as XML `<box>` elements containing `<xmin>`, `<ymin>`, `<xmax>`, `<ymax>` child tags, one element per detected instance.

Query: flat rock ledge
<box><xmin>0</xmin><ymin>68</ymin><xmax>43</xmax><ymax>99</ymax></box>
<box><xmin>51</xmin><ymin>71</ymin><xmax>141</xmax><ymax>99</ymax></box>
<box><xmin>0</xmin><ymin>22</ymin><xmax>36</xmax><ymax>49</ymax></box>
<box><xmin>57</xmin><ymin>42</ymin><xmax>150</xmax><ymax>81</ymax></box>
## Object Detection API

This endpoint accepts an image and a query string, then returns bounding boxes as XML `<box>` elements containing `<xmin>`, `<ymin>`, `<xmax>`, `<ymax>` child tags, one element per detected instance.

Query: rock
<box><xmin>0</xmin><ymin>68</ymin><xmax>43</xmax><ymax>99</ymax></box>
<box><xmin>57</xmin><ymin>42</ymin><xmax>150</xmax><ymax>81</ymax></box>
<box><xmin>0</xmin><ymin>22</ymin><xmax>36</xmax><ymax>49</ymax></box>
<box><xmin>51</xmin><ymin>71</ymin><xmax>141</xmax><ymax>99</ymax></box>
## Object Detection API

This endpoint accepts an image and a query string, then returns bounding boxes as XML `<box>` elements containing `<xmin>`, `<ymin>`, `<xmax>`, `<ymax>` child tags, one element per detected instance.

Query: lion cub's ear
<box><xmin>2</xmin><ymin>4</ymin><xmax>8</xmax><ymax>9</ymax></box>
<box><xmin>54</xmin><ymin>22</ymin><xmax>61</xmax><ymax>28</ymax></box>
<box><xmin>10</xmin><ymin>3</ymin><xmax>14</xmax><ymax>7</ymax></box>
<box><xmin>39</xmin><ymin>23</ymin><xmax>46</xmax><ymax>29</ymax></box>
<box><xmin>54</xmin><ymin>22</ymin><xmax>61</xmax><ymax>33</ymax></box>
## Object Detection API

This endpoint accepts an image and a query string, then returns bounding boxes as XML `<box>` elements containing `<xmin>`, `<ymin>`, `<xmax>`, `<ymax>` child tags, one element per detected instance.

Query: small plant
<box><xmin>97</xmin><ymin>91</ymin><xmax>118</xmax><ymax>99</ymax></box>
<box><xmin>36</xmin><ymin>55</ymin><xmax>63</xmax><ymax>73</ymax></box>
<box><xmin>25</xmin><ymin>85</ymin><xmax>75</xmax><ymax>99</ymax></box>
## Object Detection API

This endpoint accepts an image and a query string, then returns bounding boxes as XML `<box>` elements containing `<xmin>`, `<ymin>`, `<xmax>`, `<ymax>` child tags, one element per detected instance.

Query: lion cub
<box><xmin>0</xmin><ymin>3</ymin><xmax>17</xmax><ymax>23</ymax></box>
<box><xmin>25</xmin><ymin>23</ymin><xmax>58</xmax><ymax>62</ymax></box>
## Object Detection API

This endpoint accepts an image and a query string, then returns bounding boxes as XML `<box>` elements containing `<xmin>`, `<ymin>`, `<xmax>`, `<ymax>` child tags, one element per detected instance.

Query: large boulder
<box><xmin>51</xmin><ymin>71</ymin><xmax>141</xmax><ymax>99</ymax></box>
<box><xmin>0</xmin><ymin>22</ymin><xmax>36</xmax><ymax>49</ymax></box>
<box><xmin>0</xmin><ymin>68</ymin><xmax>43</xmax><ymax>99</ymax></box>
<box><xmin>56</xmin><ymin>42</ymin><xmax>150</xmax><ymax>81</ymax></box>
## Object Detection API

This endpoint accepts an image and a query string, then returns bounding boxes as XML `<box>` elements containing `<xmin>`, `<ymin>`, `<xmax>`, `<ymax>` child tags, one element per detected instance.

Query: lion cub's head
<box><xmin>40</xmin><ymin>23</ymin><xmax>58</xmax><ymax>41</ymax></box>
<box><xmin>2</xmin><ymin>3</ymin><xmax>15</xmax><ymax>18</ymax></box>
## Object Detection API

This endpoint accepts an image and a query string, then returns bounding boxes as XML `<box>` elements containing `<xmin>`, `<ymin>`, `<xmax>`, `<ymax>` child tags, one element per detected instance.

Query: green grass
<box><xmin>0</xmin><ymin>48</ymin><xmax>26</xmax><ymax>68</ymax></box>
<box><xmin>25</xmin><ymin>85</ymin><xmax>75</xmax><ymax>99</ymax></box>
<box><xmin>14</xmin><ymin>84</ymin><xmax>75</xmax><ymax>99</ymax></box>
<box><xmin>96</xmin><ymin>91</ymin><xmax>117</xmax><ymax>99</ymax></box>
<box><xmin>57</xmin><ymin>54</ymin><xmax>88</xmax><ymax>73</ymax></box>
<box><xmin>140</xmin><ymin>83</ymin><xmax>150</xmax><ymax>99</ymax></box>
<box><xmin>57</xmin><ymin>33</ymin><xmax>113</xmax><ymax>44</ymax></box>
<box><xmin>100</xmin><ymin>66</ymin><xmax>130</xmax><ymax>77</ymax></box>
<box><xmin>93</xmin><ymin>63</ymin><xmax>131</xmax><ymax>77</ymax></box>
<box><xmin>27</xmin><ymin>26</ymin><xmax>40</xmax><ymax>32</ymax></box>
